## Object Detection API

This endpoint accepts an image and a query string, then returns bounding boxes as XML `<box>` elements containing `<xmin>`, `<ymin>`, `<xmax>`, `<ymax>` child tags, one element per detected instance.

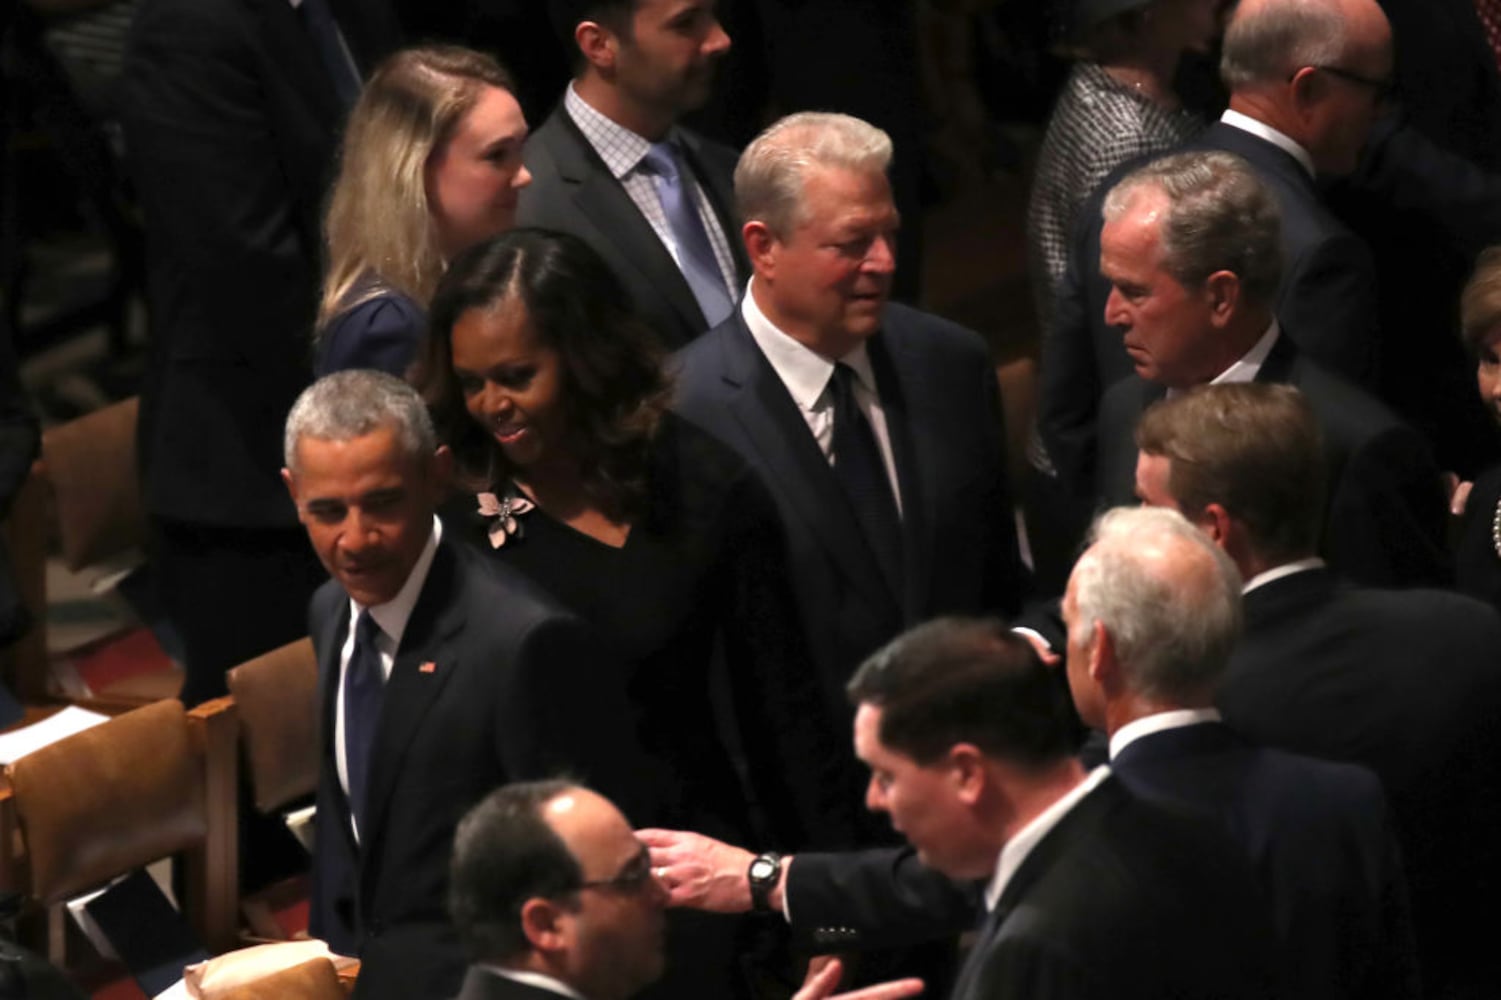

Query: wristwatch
<box><xmin>747</xmin><ymin>851</ymin><xmax>784</xmax><ymax>913</ymax></box>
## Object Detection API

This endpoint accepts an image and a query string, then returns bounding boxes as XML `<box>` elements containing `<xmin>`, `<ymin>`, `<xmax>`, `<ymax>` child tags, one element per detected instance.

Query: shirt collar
<box><xmin>1209</xmin><ymin>320</ymin><xmax>1280</xmax><ymax>386</ymax></box>
<box><xmin>1109</xmin><ymin>709</ymin><xmax>1222</xmax><ymax>760</ymax></box>
<box><xmin>1220</xmin><ymin>109</ymin><xmax>1316</xmax><ymax>179</ymax></box>
<box><xmin>347</xmin><ymin>515</ymin><xmax>442</xmax><ymax>649</ymax></box>
<box><xmin>984</xmin><ymin>766</ymin><xmax>1111</xmax><ymax>912</ymax></box>
<box><xmin>741</xmin><ymin>280</ymin><xmax>877</xmax><ymax>408</ymax></box>
<box><xmin>1243</xmin><ymin>556</ymin><xmax>1325</xmax><ymax>594</ymax></box>
<box><xmin>480</xmin><ymin>966</ymin><xmax>586</xmax><ymax>1000</ymax></box>
<box><xmin>564</xmin><ymin>83</ymin><xmax>661</xmax><ymax>179</ymax></box>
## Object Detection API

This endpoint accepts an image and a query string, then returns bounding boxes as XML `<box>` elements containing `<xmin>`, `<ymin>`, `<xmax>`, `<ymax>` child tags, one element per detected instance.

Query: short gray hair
<box><xmin>1102</xmin><ymin>150</ymin><xmax>1283</xmax><ymax>307</ymax></box>
<box><xmin>1220</xmin><ymin>0</ymin><xmax>1347</xmax><ymax>90</ymax></box>
<box><xmin>283</xmin><ymin>369</ymin><xmax>437</xmax><ymax>469</ymax></box>
<box><xmin>1069</xmin><ymin>506</ymin><xmax>1243</xmax><ymax>702</ymax></box>
<box><xmin>735</xmin><ymin>112</ymin><xmax>893</xmax><ymax>237</ymax></box>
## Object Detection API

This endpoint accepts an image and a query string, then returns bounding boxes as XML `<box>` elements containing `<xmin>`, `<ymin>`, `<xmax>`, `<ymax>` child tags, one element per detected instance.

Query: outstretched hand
<box><xmin>794</xmin><ymin>959</ymin><xmax>924</xmax><ymax>1000</ymax></box>
<box><xmin>638</xmin><ymin>828</ymin><xmax>757</xmax><ymax>912</ymax></box>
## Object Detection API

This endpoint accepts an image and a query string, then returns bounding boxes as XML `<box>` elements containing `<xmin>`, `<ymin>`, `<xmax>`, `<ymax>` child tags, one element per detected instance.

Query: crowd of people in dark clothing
<box><xmin>11</xmin><ymin>0</ymin><xmax>1501</xmax><ymax>996</ymax></box>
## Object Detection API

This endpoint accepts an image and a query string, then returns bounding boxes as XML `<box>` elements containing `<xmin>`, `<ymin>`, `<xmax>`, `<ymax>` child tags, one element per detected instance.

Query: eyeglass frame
<box><xmin>1295</xmin><ymin>64</ymin><xmax>1395</xmax><ymax>103</ymax></box>
<box><xmin>573</xmin><ymin>843</ymin><xmax>659</xmax><ymax>896</ymax></box>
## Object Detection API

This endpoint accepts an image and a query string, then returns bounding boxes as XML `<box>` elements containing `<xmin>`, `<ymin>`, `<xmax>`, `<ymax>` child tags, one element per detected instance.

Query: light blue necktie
<box><xmin>642</xmin><ymin>141</ymin><xmax>734</xmax><ymax>327</ymax></box>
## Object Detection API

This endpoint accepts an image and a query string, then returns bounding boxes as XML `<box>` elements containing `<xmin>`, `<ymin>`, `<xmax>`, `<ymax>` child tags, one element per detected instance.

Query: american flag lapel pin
<box><xmin>418</xmin><ymin>661</ymin><xmax>437</xmax><ymax>674</ymax></box>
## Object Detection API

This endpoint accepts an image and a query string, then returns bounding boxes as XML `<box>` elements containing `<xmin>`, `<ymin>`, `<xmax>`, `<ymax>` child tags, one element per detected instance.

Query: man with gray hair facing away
<box><xmin>1065</xmin><ymin>505</ymin><xmax>1416</xmax><ymax>1000</ymax></box>
<box><xmin>673</xmin><ymin>110</ymin><xmax>1029</xmax><ymax>850</ymax></box>
<box><xmin>1089</xmin><ymin>149</ymin><xmax>1448</xmax><ymax>587</ymax></box>
<box><xmin>1134</xmin><ymin>382</ymin><xmax>1501</xmax><ymax>996</ymax></box>
<box><xmin>282</xmin><ymin>369</ymin><xmax>661</xmax><ymax>1000</ymax></box>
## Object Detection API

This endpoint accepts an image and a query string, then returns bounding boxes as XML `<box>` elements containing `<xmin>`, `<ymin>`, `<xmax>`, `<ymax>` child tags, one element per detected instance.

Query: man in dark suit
<box><xmin>1041</xmin><ymin>0</ymin><xmax>1391</xmax><ymax>497</ymax></box>
<box><xmin>122</xmin><ymin>0</ymin><xmax>401</xmax><ymax>706</ymax></box>
<box><xmin>673</xmin><ymin>113</ymin><xmax>1029</xmax><ymax>818</ymax></box>
<box><xmin>653</xmin><ymin>618</ymin><xmax>1280</xmax><ymax>999</ymax></box>
<box><xmin>1090</xmin><ymin>150</ymin><xmax>1448</xmax><ymax>587</ymax></box>
<box><xmin>1133</xmin><ymin>382</ymin><xmax>1501</xmax><ymax>998</ymax></box>
<box><xmin>1065</xmin><ymin>505</ymin><xmax>1416</xmax><ymax>1000</ymax></box>
<box><xmin>282</xmin><ymin>371</ymin><xmax>660</xmax><ymax>1000</ymax></box>
<box><xmin>515</xmin><ymin>0</ymin><xmax>746</xmax><ymax>349</ymax></box>
<box><xmin>650</xmin><ymin>508</ymin><xmax>1414</xmax><ymax>999</ymax></box>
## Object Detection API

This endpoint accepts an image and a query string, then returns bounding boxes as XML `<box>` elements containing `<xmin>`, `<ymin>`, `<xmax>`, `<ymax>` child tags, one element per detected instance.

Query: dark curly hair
<box><xmin>414</xmin><ymin>228</ymin><xmax>670</xmax><ymax>520</ymax></box>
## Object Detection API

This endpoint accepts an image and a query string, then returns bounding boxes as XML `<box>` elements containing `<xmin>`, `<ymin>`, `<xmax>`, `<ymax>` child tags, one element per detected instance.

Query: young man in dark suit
<box><xmin>1134</xmin><ymin>382</ymin><xmax>1501</xmax><ymax>996</ymax></box>
<box><xmin>516</xmin><ymin>0</ymin><xmax>746</xmax><ymax>349</ymax></box>
<box><xmin>281</xmin><ymin>371</ymin><xmax>660</xmax><ymax>1000</ymax></box>
<box><xmin>673</xmin><ymin>113</ymin><xmax>1029</xmax><ymax>843</ymax></box>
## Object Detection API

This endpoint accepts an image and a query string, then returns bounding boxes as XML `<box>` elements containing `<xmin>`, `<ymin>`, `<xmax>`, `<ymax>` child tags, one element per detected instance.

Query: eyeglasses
<box><xmin>1308</xmin><ymin>64</ymin><xmax>1394</xmax><ymax>102</ymax></box>
<box><xmin>576</xmin><ymin>845</ymin><xmax>658</xmax><ymax>895</ymax></box>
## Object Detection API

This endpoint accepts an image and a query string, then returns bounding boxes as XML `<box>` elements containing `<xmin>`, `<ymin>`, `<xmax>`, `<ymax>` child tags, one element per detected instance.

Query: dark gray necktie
<box><xmin>343</xmin><ymin>610</ymin><xmax>385</xmax><ymax>836</ymax></box>
<box><xmin>642</xmin><ymin>141</ymin><xmax>734</xmax><ymax>327</ymax></box>
<box><xmin>829</xmin><ymin>362</ymin><xmax>903</xmax><ymax>596</ymax></box>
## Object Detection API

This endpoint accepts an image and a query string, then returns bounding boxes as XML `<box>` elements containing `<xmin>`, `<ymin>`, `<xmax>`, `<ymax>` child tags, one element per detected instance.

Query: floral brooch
<box><xmin>476</xmin><ymin>488</ymin><xmax>535</xmax><ymax>549</ymax></box>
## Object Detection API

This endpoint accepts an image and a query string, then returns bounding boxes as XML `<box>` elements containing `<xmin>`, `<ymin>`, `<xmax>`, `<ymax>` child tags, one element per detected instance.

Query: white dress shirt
<box><xmin>335</xmin><ymin>515</ymin><xmax>442</xmax><ymax>842</ymax></box>
<box><xmin>1220</xmin><ymin>109</ymin><xmax>1316</xmax><ymax>179</ymax></box>
<box><xmin>1109</xmin><ymin>708</ymin><xmax>1223</xmax><ymax>761</ymax></box>
<box><xmin>480</xmin><ymin>967</ymin><xmax>585</xmax><ymax>1000</ymax></box>
<box><xmin>983</xmin><ymin>766</ymin><xmax>1112</xmax><ymax>912</ymax></box>
<box><xmin>741</xmin><ymin>283</ymin><xmax>904</xmax><ymax>513</ymax></box>
<box><xmin>1243</xmin><ymin>556</ymin><xmax>1325</xmax><ymax>595</ymax></box>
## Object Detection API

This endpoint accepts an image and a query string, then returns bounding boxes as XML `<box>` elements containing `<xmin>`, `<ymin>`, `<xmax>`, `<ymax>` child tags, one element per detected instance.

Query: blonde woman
<box><xmin>315</xmin><ymin>46</ymin><xmax>532</xmax><ymax>376</ymax></box>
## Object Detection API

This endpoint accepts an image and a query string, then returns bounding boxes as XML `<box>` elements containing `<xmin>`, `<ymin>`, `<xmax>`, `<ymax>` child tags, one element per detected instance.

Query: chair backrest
<box><xmin>213</xmin><ymin>957</ymin><xmax>344</xmax><ymax>1000</ymax></box>
<box><xmin>226</xmin><ymin>638</ymin><xmax>319</xmax><ymax>814</ymax></box>
<box><xmin>0</xmin><ymin>698</ymin><xmax>241</xmax><ymax>965</ymax></box>
<box><xmin>6</xmin><ymin>698</ymin><xmax>204</xmax><ymax>905</ymax></box>
<box><xmin>40</xmin><ymin>395</ymin><xmax>143</xmax><ymax>571</ymax></box>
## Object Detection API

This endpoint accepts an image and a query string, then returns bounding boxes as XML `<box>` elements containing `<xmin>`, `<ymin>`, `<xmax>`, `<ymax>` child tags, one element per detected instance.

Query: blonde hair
<box><xmin>317</xmin><ymin>46</ymin><xmax>515</xmax><ymax>333</ymax></box>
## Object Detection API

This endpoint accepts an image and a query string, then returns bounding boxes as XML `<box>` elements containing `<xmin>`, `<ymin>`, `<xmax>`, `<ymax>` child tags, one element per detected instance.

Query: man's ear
<box><xmin>1196</xmin><ymin>502</ymin><xmax>1233</xmax><ymax>546</ymax></box>
<box><xmin>1203</xmin><ymin>270</ymin><xmax>1241</xmax><ymax>325</ymax></box>
<box><xmin>575</xmin><ymin>20</ymin><xmax>617</xmax><ymax>73</ymax></box>
<box><xmin>1088</xmin><ymin>619</ymin><xmax>1114</xmax><ymax>684</ymax></box>
<box><xmin>742</xmin><ymin>221</ymin><xmax>778</xmax><ymax>277</ymax></box>
<box><xmin>520</xmin><ymin>897</ymin><xmax>570</xmax><ymax>954</ymax></box>
<box><xmin>1287</xmin><ymin>64</ymin><xmax>1322</xmax><ymax>115</ymax></box>
<box><xmin>949</xmin><ymin>743</ymin><xmax>986</xmax><ymax>805</ymax></box>
<box><xmin>282</xmin><ymin>467</ymin><xmax>303</xmax><ymax>519</ymax></box>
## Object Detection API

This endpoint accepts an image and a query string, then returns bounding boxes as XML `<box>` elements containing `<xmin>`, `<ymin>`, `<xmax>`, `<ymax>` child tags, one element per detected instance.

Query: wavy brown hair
<box><xmin>318</xmin><ymin>46</ymin><xmax>515</xmax><ymax>333</ymax></box>
<box><xmin>414</xmin><ymin>228</ymin><xmax>670</xmax><ymax>520</ymax></box>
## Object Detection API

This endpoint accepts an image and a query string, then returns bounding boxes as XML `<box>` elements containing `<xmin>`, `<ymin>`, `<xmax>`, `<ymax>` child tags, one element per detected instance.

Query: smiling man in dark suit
<box><xmin>516</xmin><ymin>0</ymin><xmax>745</xmax><ymax>349</ymax></box>
<box><xmin>282</xmin><ymin>371</ymin><xmax>660</xmax><ymax>1000</ymax></box>
<box><xmin>672</xmin><ymin>111</ymin><xmax>1029</xmax><ymax>843</ymax></box>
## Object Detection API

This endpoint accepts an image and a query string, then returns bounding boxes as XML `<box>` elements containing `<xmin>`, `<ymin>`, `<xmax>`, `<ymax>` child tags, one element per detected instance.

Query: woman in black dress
<box><xmin>416</xmin><ymin>228</ymin><xmax>857</xmax><ymax>847</ymax></box>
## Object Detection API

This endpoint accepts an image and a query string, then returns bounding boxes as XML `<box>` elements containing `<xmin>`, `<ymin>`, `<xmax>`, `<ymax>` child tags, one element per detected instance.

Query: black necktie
<box><xmin>343</xmin><ymin>611</ymin><xmax>385</xmax><ymax>837</ymax></box>
<box><xmin>829</xmin><ymin>362</ymin><xmax>903</xmax><ymax>595</ymax></box>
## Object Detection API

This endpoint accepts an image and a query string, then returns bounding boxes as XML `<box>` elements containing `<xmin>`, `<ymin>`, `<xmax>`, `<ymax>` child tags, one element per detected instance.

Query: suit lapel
<box><xmin>314</xmin><ymin>591</ymin><xmax>360</xmax><ymax>855</ymax></box>
<box><xmin>357</xmin><ymin>542</ymin><xmax>465</xmax><ymax>886</ymax></box>
<box><xmin>545</xmin><ymin>111</ymin><xmax>709</xmax><ymax>334</ymax></box>
<box><xmin>719</xmin><ymin>317</ymin><xmax>903</xmax><ymax>621</ymax></box>
<box><xmin>867</xmin><ymin>331</ymin><xmax>931</xmax><ymax>619</ymax></box>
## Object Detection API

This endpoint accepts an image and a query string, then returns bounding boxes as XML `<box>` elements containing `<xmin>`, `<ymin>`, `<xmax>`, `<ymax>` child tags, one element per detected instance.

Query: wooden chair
<box><xmin>226</xmin><ymin>638</ymin><xmax>318</xmax><ymax>820</ymax></box>
<box><xmin>226</xmin><ymin>638</ymin><xmax>320</xmax><ymax>940</ymax></box>
<box><xmin>1</xmin><ymin>396</ymin><xmax>182</xmax><ymax>708</ymax></box>
<box><xmin>0</xmin><ymin>697</ymin><xmax>239</xmax><ymax>975</ymax></box>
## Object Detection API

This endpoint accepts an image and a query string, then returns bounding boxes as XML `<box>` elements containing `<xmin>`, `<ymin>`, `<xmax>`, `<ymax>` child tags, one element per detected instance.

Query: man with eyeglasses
<box><xmin>1042</xmin><ymin>0</ymin><xmax>1395</xmax><ymax>501</ymax></box>
<box><xmin>447</xmin><ymin>781</ymin><xmax>924</xmax><ymax>1000</ymax></box>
